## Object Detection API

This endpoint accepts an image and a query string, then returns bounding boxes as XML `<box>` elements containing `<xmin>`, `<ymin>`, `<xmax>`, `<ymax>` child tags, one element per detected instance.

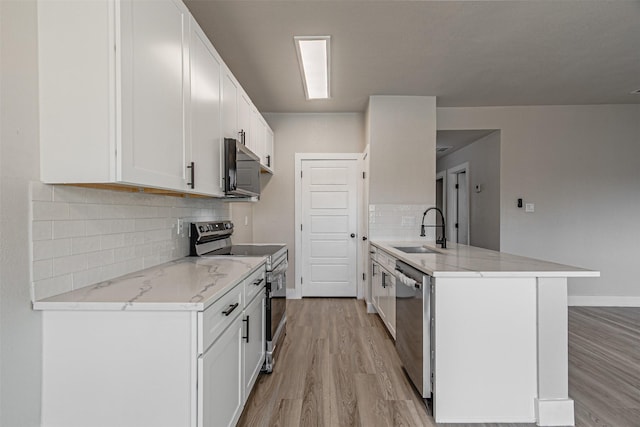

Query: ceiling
<box><xmin>185</xmin><ymin>0</ymin><xmax>640</xmax><ymax>113</ymax></box>
<box><xmin>436</xmin><ymin>130</ymin><xmax>496</xmax><ymax>159</ymax></box>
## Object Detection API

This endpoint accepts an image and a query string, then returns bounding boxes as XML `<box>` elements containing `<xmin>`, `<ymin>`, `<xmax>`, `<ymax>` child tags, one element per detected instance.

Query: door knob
<box><xmin>350</xmin><ymin>233</ymin><xmax>356</xmax><ymax>238</ymax></box>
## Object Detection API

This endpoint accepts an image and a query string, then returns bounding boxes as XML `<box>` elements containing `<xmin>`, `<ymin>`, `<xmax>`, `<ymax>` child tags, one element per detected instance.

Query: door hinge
<box><xmin>455</xmin><ymin>184</ymin><xmax>459</xmax><ymax>189</ymax></box>
<box><xmin>300</xmin><ymin>224</ymin><xmax>303</xmax><ymax>231</ymax></box>
<box><xmin>362</xmin><ymin>273</ymin><xmax>366</xmax><ymax>281</ymax></box>
<box><xmin>362</xmin><ymin>171</ymin><xmax>366</xmax><ymax>179</ymax></box>
<box><xmin>455</xmin><ymin>223</ymin><xmax>459</xmax><ymax>228</ymax></box>
<box><xmin>301</xmin><ymin>171</ymin><xmax>303</xmax><ymax>178</ymax></box>
<box><xmin>300</xmin><ymin>277</ymin><xmax>303</xmax><ymax>284</ymax></box>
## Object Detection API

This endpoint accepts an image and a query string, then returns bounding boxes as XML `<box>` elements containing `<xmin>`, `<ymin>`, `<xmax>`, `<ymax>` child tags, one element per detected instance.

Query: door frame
<box><xmin>436</xmin><ymin>170</ymin><xmax>447</xmax><ymax>224</ymax></box>
<box><xmin>294</xmin><ymin>153</ymin><xmax>363</xmax><ymax>300</ymax></box>
<box><xmin>446</xmin><ymin>162</ymin><xmax>470</xmax><ymax>245</ymax></box>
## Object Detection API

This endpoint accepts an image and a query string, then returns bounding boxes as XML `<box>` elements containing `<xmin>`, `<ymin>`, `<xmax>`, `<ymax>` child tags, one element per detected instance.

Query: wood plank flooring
<box><xmin>238</xmin><ymin>299</ymin><xmax>640</xmax><ymax>427</ymax></box>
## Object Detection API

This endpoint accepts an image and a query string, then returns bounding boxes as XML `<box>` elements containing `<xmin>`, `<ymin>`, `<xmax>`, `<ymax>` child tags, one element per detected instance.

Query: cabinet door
<box><xmin>189</xmin><ymin>23</ymin><xmax>224</xmax><ymax>196</ymax></box>
<box><xmin>371</xmin><ymin>261</ymin><xmax>383</xmax><ymax>316</ymax></box>
<box><xmin>199</xmin><ymin>318</ymin><xmax>243</xmax><ymax>427</ymax></box>
<box><xmin>238</xmin><ymin>91</ymin><xmax>252</xmax><ymax>149</ymax></box>
<box><xmin>256</xmin><ymin>117</ymin><xmax>267</xmax><ymax>166</ymax></box>
<box><xmin>119</xmin><ymin>0</ymin><xmax>188</xmax><ymax>190</ymax></box>
<box><xmin>222</xmin><ymin>70</ymin><xmax>238</xmax><ymax>139</ymax></box>
<box><xmin>378</xmin><ymin>267</ymin><xmax>389</xmax><ymax>322</ymax></box>
<box><xmin>249</xmin><ymin>107</ymin><xmax>261</xmax><ymax>157</ymax></box>
<box><xmin>385</xmin><ymin>272</ymin><xmax>396</xmax><ymax>338</ymax></box>
<box><xmin>243</xmin><ymin>292</ymin><xmax>266</xmax><ymax>399</ymax></box>
<box><xmin>264</xmin><ymin>127</ymin><xmax>274</xmax><ymax>171</ymax></box>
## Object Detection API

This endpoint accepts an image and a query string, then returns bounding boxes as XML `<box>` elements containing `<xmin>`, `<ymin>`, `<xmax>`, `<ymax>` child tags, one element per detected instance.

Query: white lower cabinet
<box><xmin>199</xmin><ymin>267</ymin><xmax>266</xmax><ymax>427</ymax></box>
<box><xmin>199</xmin><ymin>314</ymin><xmax>243</xmax><ymax>427</ymax></box>
<box><xmin>40</xmin><ymin>265</ymin><xmax>266</xmax><ymax>427</ymax></box>
<box><xmin>370</xmin><ymin>249</ymin><xmax>396</xmax><ymax>339</ymax></box>
<box><xmin>243</xmin><ymin>291</ymin><xmax>266</xmax><ymax>398</ymax></box>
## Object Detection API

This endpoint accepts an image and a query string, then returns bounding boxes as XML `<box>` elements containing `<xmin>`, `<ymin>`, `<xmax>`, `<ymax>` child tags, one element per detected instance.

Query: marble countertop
<box><xmin>371</xmin><ymin>240</ymin><xmax>599</xmax><ymax>278</ymax></box>
<box><xmin>33</xmin><ymin>256</ymin><xmax>266</xmax><ymax>311</ymax></box>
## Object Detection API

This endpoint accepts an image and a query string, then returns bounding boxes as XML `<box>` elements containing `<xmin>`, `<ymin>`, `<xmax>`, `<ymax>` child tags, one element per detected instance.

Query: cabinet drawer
<box><xmin>378</xmin><ymin>250</ymin><xmax>397</xmax><ymax>272</ymax></box>
<box><xmin>244</xmin><ymin>266</ymin><xmax>266</xmax><ymax>304</ymax></box>
<box><xmin>199</xmin><ymin>284</ymin><xmax>243</xmax><ymax>354</ymax></box>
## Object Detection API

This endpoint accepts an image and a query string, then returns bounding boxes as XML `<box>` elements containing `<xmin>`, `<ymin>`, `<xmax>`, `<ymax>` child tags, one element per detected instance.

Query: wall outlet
<box><xmin>177</xmin><ymin>218</ymin><xmax>184</xmax><ymax>235</ymax></box>
<box><xmin>525</xmin><ymin>203</ymin><xmax>535</xmax><ymax>213</ymax></box>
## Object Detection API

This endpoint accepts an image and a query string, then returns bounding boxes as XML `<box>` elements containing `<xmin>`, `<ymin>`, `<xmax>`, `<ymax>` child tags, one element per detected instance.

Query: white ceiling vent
<box><xmin>436</xmin><ymin>145</ymin><xmax>452</xmax><ymax>153</ymax></box>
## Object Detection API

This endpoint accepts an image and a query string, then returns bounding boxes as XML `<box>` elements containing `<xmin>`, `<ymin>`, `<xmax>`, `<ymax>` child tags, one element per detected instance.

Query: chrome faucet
<box><xmin>420</xmin><ymin>207</ymin><xmax>447</xmax><ymax>248</ymax></box>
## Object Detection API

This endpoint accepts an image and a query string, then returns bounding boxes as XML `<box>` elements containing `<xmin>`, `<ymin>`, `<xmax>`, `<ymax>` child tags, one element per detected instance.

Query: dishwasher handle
<box><xmin>396</xmin><ymin>269</ymin><xmax>421</xmax><ymax>290</ymax></box>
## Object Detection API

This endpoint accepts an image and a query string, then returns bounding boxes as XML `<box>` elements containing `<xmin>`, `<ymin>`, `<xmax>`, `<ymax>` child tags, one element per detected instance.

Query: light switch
<box><xmin>525</xmin><ymin>203</ymin><xmax>535</xmax><ymax>213</ymax></box>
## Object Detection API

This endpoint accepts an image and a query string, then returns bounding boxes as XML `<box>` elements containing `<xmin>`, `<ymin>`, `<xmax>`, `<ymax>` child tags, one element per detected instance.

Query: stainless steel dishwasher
<box><xmin>395</xmin><ymin>260</ymin><xmax>432</xmax><ymax>399</ymax></box>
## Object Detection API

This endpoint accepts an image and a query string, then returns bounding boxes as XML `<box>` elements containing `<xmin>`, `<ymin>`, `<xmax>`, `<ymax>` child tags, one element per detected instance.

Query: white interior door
<box><xmin>300</xmin><ymin>159</ymin><xmax>358</xmax><ymax>297</ymax></box>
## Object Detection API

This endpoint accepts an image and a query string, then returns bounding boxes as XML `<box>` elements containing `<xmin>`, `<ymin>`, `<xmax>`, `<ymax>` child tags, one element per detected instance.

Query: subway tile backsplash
<box><xmin>30</xmin><ymin>182</ymin><xmax>230</xmax><ymax>301</ymax></box>
<box><xmin>368</xmin><ymin>204</ymin><xmax>437</xmax><ymax>241</ymax></box>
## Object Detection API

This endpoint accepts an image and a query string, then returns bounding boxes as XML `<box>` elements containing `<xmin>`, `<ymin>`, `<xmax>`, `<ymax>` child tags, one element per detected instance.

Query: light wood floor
<box><xmin>238</xmin><ymin>299</ymin><xmax>640</xmax><ymax>427</ymax></box>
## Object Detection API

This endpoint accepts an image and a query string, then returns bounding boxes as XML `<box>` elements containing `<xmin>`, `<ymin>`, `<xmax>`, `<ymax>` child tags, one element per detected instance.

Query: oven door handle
<box><xmin>268</xmin><ymin>259</ymin><xmax>288</xmax><ymax>277</ymax></box>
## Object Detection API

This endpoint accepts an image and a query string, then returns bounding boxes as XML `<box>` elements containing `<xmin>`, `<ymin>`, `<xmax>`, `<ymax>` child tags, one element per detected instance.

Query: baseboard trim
<box><xmin>535</xmin><ymin>398</ymin><xmax>574</xmax><ymax>426</ymax></box>
<box><xmin>366</xmin><ymin>302</ymin><xmax>377</xmax><ymax>314</ymax></box>
<box><xmin>286</xmin><ymin>288</ymin><xmax>302</xmax><ymax>300</ymax></box>
<box><xmin>568</xmin><ymin>296</ymin><xmax>640</xmax><ymax>307</ymax></box>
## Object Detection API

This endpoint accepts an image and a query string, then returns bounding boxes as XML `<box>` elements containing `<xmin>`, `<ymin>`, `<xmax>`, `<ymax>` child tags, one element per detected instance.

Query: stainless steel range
<box><xmin>190</xmin><ymin>221</ymin><xmax>287</xmax><ymax>373</ymax></box>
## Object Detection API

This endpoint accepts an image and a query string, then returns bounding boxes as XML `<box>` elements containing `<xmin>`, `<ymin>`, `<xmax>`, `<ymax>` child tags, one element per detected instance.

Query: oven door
<box><xmin>267</xmin><ymin>259</ymin><xmax>287</xmax><ymax>342</ymax></box>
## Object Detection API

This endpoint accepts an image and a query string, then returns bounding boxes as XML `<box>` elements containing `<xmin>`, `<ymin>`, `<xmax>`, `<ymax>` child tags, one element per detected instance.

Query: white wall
<box><xmin>1</xmin><ymin>1</ymin><xmax>42</xmax><ymax>424</ymax></box>
<box><xmin>437</xmin><ymin>131</ymin><xmax>501</xmax><ymax>251</ymax></box>
<box><xmin>253</xmin><ymin>113</ymin><xmax>365</xmax><ymax>290</ymax></box>
<box><xmin>438</xmin><ymin>105</ymin><xmax>640</xmax><ymax>304</ymax></box>
<box><xmin>368</xmin><ymin>96</ymin><xmax>437</xmax><ymax>205</ymax></box>
<box><xmin>230</xmin><ymin>202</ymin><xmax>254</xmax><ymax>244</ymax></box>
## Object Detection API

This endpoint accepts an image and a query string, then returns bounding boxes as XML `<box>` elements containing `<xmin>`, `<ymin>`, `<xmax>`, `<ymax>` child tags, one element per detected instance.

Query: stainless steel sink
<box><xmin>393</xmin><ymin>246</ymin><xmax>438</xmax><ymax>254</ymax></box>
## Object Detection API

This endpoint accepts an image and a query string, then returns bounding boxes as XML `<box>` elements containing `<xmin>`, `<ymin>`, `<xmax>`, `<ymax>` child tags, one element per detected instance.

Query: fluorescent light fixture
<box><xmin>294</xmin><ymin>36</ymin><xmax>330</xmax><ymax>100</ymax></box>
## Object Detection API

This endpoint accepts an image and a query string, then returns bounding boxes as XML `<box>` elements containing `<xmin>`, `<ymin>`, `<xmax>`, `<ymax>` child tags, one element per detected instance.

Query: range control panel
<box><xmin>190</xmin><ymin>221</ymin><xmax>234</xmax><ymax>256</ymax></box>
<box><xmin>193</xmin><ymin>221</ymin><xmax>233</xmax><ymax>235</ymax></box>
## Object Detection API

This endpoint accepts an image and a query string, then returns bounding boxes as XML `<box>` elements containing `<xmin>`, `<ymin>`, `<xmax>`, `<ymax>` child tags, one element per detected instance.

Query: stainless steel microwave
<box><xmin>224</xmin><ymin>138</ymin><xmax>261</xmax><ymax>198</ymax></box>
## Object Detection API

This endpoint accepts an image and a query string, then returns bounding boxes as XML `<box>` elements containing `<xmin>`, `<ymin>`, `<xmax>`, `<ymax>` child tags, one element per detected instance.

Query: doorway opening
<box><xmin>436</xmin><ymin>130</ymin><xmax>501</xmax><ymax>251</ymax></box>
<box><xmin>447</xmin><ymin>163</ymin><xmax>470</xmax><ymax>245</ymax></box>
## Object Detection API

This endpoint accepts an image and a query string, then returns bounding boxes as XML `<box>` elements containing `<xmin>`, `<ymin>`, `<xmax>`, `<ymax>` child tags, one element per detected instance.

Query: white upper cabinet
<box><xmin>265</xmin><ymin>126</ymin><xmax>274</xmax><ymax>172</ymax></box>
<box><xmin>119</xmin><ymin>0</ymin><xmax>189</xmax><ymax>190</ymax></box>
<box><xmin>38</xmin><ymin>0</ymin><xmax>274</xmax><ymax>195</ymax></box>
<box><xmin>221</xmin><ymin>71</ymin><xmax>239</xmax><ymax>141</ymax></box>
<box><xmin>238</xmin><ymin>90</ymin><xmax>253</xmax><ymax>148</ymax></box>
<box><xmin>189</xmin><ymin>21</ymin><xmax>224</xmax><ymax>196</ymax></box>
<box><xmin>249</xmin><ymin>107</ymin><xmax>262</xmax><ymax>161</ymax></box>
<box><xmin>250</xmin><ymin>108</ymin><xmax>274</xmax><ymax>173</ymax></box>
<box><xmin>39</xmin><ymin>0</ymin><xmax>191</xmax><ymax>191</ymax></box>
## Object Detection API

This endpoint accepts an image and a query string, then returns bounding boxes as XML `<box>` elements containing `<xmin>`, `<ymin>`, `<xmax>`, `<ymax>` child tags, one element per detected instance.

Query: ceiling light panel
<box><xmin>294</xmin><ymin>36</ymin><xmax>330</xmax><ymax>100</ymax></box>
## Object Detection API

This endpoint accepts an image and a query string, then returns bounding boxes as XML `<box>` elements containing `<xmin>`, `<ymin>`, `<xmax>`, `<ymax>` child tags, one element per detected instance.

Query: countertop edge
<box><xmin>371</xmin><ymin>240</ymin><xmax>600</xmax><ymax>278</ymax></box>
<box><xmin>32</xmin><ymin>258</ymin><xmax>267</xmax><ymax>312</ymax></box>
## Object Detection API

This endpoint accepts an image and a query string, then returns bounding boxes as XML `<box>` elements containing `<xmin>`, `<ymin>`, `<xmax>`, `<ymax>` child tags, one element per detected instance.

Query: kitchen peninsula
<box><xmin>370</xmin><ymin>240</ymin><xmax>599</xmax><ymax>426</ymax></box>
